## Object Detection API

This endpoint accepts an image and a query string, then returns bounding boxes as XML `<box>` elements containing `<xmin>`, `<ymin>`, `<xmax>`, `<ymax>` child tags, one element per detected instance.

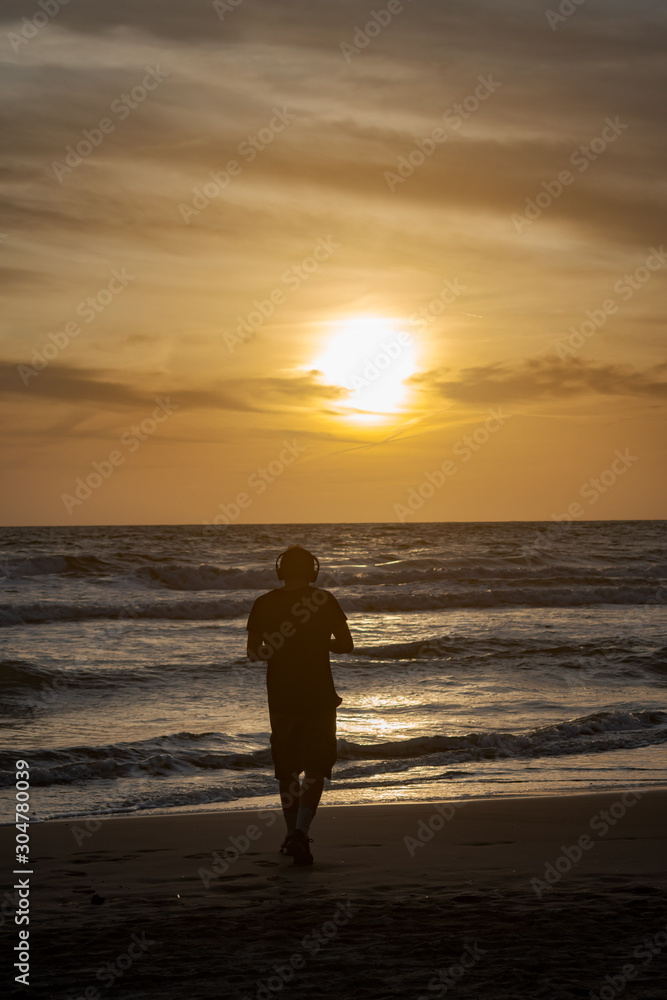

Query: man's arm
<box><xmin>329</xmin><ymin>620</ymin><xmax>353</xmax><ymax>654</ymax></box>
<box><xmin>247</xmin><ymin>631</ymin><xmax>270</xmax><ymax>661</ymax></box>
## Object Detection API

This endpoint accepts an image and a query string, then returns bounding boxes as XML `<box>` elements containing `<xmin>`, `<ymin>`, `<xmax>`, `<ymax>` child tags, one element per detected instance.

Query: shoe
<box><xmin>284</xmin><ymin>829</ymin><xmax>313</xmax><ymax>866</ymax></box>
<box><xmin>279</xmin><ymin>836</ymin><xmax>296</xmax><ymax>856</ymax></box>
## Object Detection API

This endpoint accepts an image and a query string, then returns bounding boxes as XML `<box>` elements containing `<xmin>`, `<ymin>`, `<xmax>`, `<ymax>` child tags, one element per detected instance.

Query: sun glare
<box><xmin>312</xmin><ymin>316</ymin><xmax>418</xmax><ymax>421</ymax></box>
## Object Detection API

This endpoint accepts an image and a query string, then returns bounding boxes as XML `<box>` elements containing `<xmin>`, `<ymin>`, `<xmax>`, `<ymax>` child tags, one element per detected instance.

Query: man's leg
<box><xmin>296</xmin><ymin>770</ymin><xmax>324</xmax><ymax>834</ymax></box>
<box><xmin>271</xmin><ymin>712</ymin><xmax>302</xmax><ymax>839</ymax></box>
<box><xmin>295</xmin><ymin>708</ymin><xmax>336</xmax><ymax>836</ymax></box>
<box><xmin>279</xmin><ymin>773</ymin><xmax>301</xmax><ymax>836</ymax></box>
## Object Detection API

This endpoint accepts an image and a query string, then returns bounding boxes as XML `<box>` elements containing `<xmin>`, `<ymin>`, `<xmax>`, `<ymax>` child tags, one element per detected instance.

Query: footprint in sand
<box><xmin>464</xmin><ymin>840</ymin><xmax>516</xmax><ymax>846</ymax></box>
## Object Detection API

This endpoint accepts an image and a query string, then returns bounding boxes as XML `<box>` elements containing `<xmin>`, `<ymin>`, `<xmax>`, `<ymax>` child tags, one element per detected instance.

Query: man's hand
<box><xmin>330</xmin><ymin>621</ymin><xmax>353</xmax><ymax>654</ymax></box>
<box><xmin>247</xmin><ymin>631</ymin><xmax>271</xmax><ymax>661</ymax></box>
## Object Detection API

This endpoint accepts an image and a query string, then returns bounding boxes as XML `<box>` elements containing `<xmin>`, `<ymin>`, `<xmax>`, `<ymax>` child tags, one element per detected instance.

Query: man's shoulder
<box><xmin>310</xmin><ymin>587</ymin><xmax>338</xmax><ymax>604</ymax></box>
<box><xmin>253</xmin><ymin>586</ymin><xmax>343</xmax><ymax>609</ymax></box>
<box><xmin>314</xmin><ymin>588</ymin><xmax>346</xmax><ymax>614</ymax></box>
<box><xmin>259</xmin><ymin>586</ymin><xmax>331</xmax><ymax>599</ymax></box>
<box><xmin>253</xmin><ymin>588</ymin><xmax>283</xmax><ymax>604</ymax></box>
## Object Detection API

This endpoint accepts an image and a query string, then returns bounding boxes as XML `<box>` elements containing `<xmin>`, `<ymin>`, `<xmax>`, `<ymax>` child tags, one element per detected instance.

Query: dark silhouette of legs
<box><xmin>300</xmin><ymin>770</ymin><xmax>324</xmax><ymax>813</ymax></box>
<box><xmin>279</xmin><ymin>772</ymin><xmax>324</xmax><ymax>826</ymax></box>
<box><xmin>279</xmin><ymin>775</ymin><xmax>300</xmax><ymax>833</ymax></box>
<box><xmin>278</xmin><ymin>771</ymin><xmax>323</xmax><ymax>865</ymax></box>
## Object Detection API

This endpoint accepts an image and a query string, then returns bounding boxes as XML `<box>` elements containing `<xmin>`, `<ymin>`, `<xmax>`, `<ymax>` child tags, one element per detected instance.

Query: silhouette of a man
<box><xmin>246</xmin><ymin>545</ymin><xmax>353</xmax><ymax>865</ymax></box>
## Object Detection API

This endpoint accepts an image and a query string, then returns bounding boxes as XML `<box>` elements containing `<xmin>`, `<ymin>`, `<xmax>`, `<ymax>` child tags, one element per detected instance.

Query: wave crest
<box><xmin>2</xmin><ymin>711</ymin><xmax>664</xmax><ymax>791</ymax></box>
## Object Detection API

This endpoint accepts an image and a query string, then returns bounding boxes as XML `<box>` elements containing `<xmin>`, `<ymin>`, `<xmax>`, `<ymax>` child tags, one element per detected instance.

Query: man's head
<box><xmin>275</xmin><ymin>545</ymin><xmax>320</xmax><ymax>583</ymax></box>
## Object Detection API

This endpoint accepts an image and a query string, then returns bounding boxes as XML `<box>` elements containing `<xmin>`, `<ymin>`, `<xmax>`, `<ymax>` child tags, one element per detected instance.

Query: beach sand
<box><xmin>4</xmin><ymin>789</ymin><xmax>667</xmax><ymax>999</ymax></box>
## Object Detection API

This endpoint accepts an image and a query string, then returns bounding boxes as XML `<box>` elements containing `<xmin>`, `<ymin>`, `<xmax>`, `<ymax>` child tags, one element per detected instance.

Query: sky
<box><xmin>1</xmin><ymin>0</ymin><xmax>665</xmax><ymax>525</ymax></box>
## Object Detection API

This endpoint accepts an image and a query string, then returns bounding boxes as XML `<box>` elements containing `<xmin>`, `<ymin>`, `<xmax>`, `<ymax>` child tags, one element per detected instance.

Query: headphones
<box><xmin>275</xmin><ymin>548</ymin><xmax>320</xmax><ymax>582</ymax></box>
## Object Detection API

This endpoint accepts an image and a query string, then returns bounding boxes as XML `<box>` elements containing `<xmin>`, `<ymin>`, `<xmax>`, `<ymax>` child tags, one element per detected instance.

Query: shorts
<box><xmin>269</xmin><ymin>708</ymin><xmax>338</xmax><ymax>780</ymax></box>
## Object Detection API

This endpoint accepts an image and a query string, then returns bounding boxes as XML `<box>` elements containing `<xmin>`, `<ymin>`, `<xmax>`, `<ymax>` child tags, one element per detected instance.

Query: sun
<box><xmin>312</xmin><ymin>316</ymin><xmax>418</xmax><ymax>422</ymax></box>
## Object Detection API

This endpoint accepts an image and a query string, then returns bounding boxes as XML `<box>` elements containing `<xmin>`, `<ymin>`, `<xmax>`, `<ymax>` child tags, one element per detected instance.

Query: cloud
<box><xmin>0</xmin><ymin>0</ymin><xmax>666</xmax><ymax>266</ymax></box>
<box><xmin>1</xmin><ymin>0</ymin><xmax>665</xmax><ymax>478</ymax></box>
<box><xmin>0</xmin><ymin>265</ymin><xmax>54</xmax><ymax>288</ymax></box>
<box><xmin>415</xmin><ymin>356</ymin><xmax>667</xmax><ymax>404</ymax></box>
<box><xmin>0</xmin><ymin>362</ymin><xmax>345</xmax><ymax>414</ymax></box>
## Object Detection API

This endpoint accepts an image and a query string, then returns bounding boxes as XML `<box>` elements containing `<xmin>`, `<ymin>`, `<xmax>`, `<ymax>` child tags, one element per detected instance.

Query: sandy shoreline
<box><xmin>3</xmin><ymin>789</ymin><xmax>667</xmax><ymax>999</ymax></box>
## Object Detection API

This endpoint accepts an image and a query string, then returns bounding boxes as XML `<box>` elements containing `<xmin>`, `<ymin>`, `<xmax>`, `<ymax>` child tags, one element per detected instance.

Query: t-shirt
<box><xmin>246</xmin><ymin>585</ymin><xmax>347</xmax><ymax>713</ymax></box>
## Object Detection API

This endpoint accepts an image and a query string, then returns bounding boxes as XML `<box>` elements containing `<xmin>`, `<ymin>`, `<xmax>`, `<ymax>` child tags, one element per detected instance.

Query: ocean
<box><xmin>1</xmin><ymin>521</ymin><xmax>666</xmax><ymax>824</ymax></box>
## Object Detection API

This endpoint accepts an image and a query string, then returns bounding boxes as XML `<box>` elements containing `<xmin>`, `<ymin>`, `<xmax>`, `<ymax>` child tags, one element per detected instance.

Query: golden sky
<box><xmin>1</xmin><ymin>0</ymin><xmax>665</xmax><ymax>524</ymax></box>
